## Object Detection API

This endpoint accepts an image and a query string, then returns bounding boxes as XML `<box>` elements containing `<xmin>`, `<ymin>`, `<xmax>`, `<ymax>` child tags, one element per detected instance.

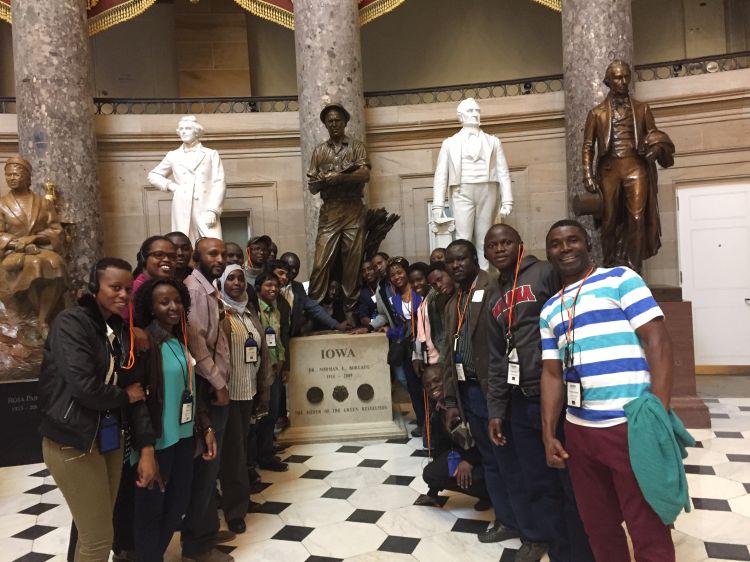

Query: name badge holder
<box><xmin>180</xmin><ymin>389</ymin><xmax>194</xmax><ymax>425</ymax></box>
<box><xmin>564</xmin><ymin>345</ymin><xmax>582</xmax><ymax>408</ymax></box>
<box><xmin>244</xmin><ymin>337</ymin><xmax>258</xmax><ymax>364</ymax></box>
<box><xmin>265</xmin><ymin>326</ymin><xmax>277</xmax><ymax>348</ymax></box>
<box><xmin>507</xmin><ymin>342</ymin><xmax>521</xmax><ymax>386</ymax></box>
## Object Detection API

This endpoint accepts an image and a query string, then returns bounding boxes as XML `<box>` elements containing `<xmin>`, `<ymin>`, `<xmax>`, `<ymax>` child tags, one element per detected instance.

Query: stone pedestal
<box><xmin>561</xmin><ymin>0</ymin><xmax>633</xmax><ymax>263</ymax></box>
<box><xmin>279</xmin><ymin>332</ymin><xmax>407</xmax><ymax>444</ymax></box>
<box><xmin>654</xmin><ymin>287</ymin><xmax>711</xmax><ymax>429</ymax></box>
<box><xmin>0</xmin><ymin>380</ymin><xmax>42</xmax><ymax>466</ymax></box>
<box><xmin>11</xmin><ymin>0</ymin><xmax>102</xmax><ymax>291</ymax></box>
<box><xmin>293</xmin><ymin>0</ymin><xmax>367</xmax><ymax>272</ymax></box>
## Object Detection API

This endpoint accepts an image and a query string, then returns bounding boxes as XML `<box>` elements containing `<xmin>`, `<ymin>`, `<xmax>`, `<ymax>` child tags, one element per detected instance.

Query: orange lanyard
<box><xmin>560</xmin><ymin>267</ymin><xmax>594</xmax><ymax>346</ymax></box>
<box><xmin>120</xmin><ymin>302</ymin><xmax>136</xmax><ymax>370</ymax></box>
<box><xmin>505</xmin><ymin>246</ymin><xmax>525</xmax><ymax>338</ymax></box>
<box><xmin>179</xmin><ymin>313</ymin><xmax>193</xmax><ymax>394</ymax></box>
<box><xmin>454</xmin><ymin>279</ymin><xmax>477</xmax><ymax>336</ymax></box>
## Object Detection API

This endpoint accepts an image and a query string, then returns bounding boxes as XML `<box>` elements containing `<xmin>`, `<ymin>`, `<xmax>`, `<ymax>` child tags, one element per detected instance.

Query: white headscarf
<box><xmin>220</xmin><ymin>264</ymin><xmax>249</xmax><ymax>315</ymax></box>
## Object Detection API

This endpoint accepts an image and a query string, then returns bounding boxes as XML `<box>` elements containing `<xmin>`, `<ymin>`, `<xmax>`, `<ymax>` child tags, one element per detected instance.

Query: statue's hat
<box><xmin>320</xmin><ymin>102</ymin><xmax>350</xmax><ymax>124</ymax></box>
<box><xmin>4</xmin><ymin>155</ymin><xmax>32</xmax><ymax>174</ymax></box>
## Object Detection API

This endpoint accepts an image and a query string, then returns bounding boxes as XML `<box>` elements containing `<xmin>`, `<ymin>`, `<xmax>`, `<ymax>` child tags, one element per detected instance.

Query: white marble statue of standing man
<box><xmin>148</xmin><ymin>115</ymin><xmax>226</xmax><ymax>241</ymax></box>
<box><xmin>432</xmin><ymin>98</ymin><xmax>513</xmax><ymax>269</ymax></box>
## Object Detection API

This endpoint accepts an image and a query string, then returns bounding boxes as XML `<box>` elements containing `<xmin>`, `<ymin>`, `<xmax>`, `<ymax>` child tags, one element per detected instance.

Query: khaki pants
<box><xmin>43</xmin><ymin>437</ymin><xmax>123</xmax><ymax>562</ymax></box>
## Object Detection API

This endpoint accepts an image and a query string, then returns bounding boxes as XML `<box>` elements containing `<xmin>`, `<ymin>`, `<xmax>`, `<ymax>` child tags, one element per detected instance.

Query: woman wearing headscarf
<box><xmin>217</xmin><ymin>264</ymin><xmax>273</xmax><ymax>534</ymax></box>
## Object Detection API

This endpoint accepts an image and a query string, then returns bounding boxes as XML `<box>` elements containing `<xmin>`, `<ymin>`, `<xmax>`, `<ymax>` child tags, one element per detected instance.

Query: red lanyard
<box><xmin>505</xmin><ymin>246</ymin><xmax>525</xmax><ymax>337</ymax></box>
<box><xmin>559</xmin><ymin>267</ymin><xmax>594</xmax><ymax>345</ymax></box>
<box><xmin>179</xmin><ymin>313</ymin><xmax>193</xmax><ymax>394</ymax></box>
<box><xmin>454</xmin><ymin>279</ymin><xmax>477</xmax><ymax>336</ymax></box>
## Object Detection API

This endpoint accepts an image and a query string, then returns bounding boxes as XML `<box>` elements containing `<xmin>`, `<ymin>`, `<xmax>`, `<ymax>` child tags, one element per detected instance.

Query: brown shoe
<box><xmin>212</xmin><ymin>529</ymin><xmax>236</xmax><ymax>544</ymax></box>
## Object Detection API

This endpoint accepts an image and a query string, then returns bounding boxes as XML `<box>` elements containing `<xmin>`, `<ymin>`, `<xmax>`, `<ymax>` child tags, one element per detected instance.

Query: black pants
<box><xmin>255</xmin><ymin>375</ymin><xmax>282</xmax><ymax>465</ymax></box>
<box><xmin>219</xmin><ymin>400</ymin><xmax>254</xmax><ymax>521</ymax></box>
<box><xmin>422</xmin><ymin>450</ymin><xmax>489</xmax><ymax>501</ymax></box>
<box><xmin>134</xmin><ymin>437</ymin><xmax>195</xmax><ymax>562</ymax></box>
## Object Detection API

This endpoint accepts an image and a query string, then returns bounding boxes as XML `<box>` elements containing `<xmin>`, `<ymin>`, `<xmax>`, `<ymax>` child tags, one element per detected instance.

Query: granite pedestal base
<box><xmin>0</xmin><ymin>379</ymin><xmax>42</xmax><ymax>466</ymax></box>
<box><xmin>652</xmin><ymin>286</ymin><xmax>711</xmax><ymax>429</ymax></box>
<box><xmin>279</xmin><ymin>332</ymin><xmax>407</xmax><ymax>444</ymax></box>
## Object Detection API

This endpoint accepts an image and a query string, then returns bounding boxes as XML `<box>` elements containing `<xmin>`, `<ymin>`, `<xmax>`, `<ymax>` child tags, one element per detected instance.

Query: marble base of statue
<box><xmin>279</xmin><ymin>332</ymin><xmax>408</xmax><ymax>444</ymax></box>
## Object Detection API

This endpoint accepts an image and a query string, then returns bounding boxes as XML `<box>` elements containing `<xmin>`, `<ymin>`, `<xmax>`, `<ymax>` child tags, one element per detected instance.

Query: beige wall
<box><xmin>245</xmin><ymin>14</ymin><xmax>296</xmax><ymax>98</ymax></box>
<box><xmin>175</xmin><ymin>0</ymin><xmax>251</xmax><ymax>97</ymax></box>
<box><xmin>0</xmin><ymin>22</ymin><xmax>14</xmax><ymax>97</ymax></box>
<box><xmin>3</xmin><ymin>69</ymin><xmax>747</xmax><ymax>287</ymax></box>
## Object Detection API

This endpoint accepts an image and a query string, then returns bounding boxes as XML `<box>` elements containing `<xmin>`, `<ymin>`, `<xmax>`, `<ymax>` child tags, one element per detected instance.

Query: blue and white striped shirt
<box><xmin>539</xmin><ymin>267</ymin><xmax>663</xmax><ymax>427</ymax></box>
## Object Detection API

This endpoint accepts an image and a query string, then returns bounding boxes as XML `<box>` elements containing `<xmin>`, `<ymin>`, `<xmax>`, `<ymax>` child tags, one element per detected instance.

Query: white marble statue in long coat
<box><xmin>148</xmin><ymin>115</ymin><xmax>226</xmax><ymax>240</ymax></box>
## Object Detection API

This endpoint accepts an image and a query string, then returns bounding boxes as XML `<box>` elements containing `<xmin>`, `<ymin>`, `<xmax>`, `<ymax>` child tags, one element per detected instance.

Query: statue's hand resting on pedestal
<box><xmin>202</xmin><ymin>210</ymin><xmax>218</xmax><ymax>228</ymax></box>
<box><xmin>431</xmin><ymin>205</ymin><xmax>445</xmax><ymax>221</ymax></box>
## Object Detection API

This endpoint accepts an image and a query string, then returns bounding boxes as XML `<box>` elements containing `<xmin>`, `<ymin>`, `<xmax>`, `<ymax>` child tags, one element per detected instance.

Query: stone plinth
<box><xmin>279</xmin><ymin>332</ymin><xmax>407</xmax><ymax>443</ymax></box>
<box><xmin>656</xmin><ymin>294</ymin><xmax>710</xmax><ymax>429</ymax></box>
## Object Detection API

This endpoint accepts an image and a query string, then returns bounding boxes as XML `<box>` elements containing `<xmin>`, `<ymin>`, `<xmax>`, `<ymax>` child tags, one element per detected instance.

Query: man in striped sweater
<box><xmin>539</xmin><ymin>219</ymin><xmax>675</xmax><ymax>562</ymax></box>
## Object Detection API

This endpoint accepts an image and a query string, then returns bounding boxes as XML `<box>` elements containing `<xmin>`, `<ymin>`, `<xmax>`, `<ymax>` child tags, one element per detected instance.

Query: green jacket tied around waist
<box><xmin>624</xmin><ymin>392</ymin><xmax>696</xmax><ymax>525</ymax></box>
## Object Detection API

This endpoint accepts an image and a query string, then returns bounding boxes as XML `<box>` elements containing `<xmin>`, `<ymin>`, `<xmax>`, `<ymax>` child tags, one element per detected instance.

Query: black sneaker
<box><xmin>227</xmin><ymin>518</ymin><xmax>246</xmax><ymax>534</ymax></box>
<box><xmin>410</xmin><ymin>426</ymin><xmax>423</xmax><ymax>438</ymax></box>
<box><xmin>259</xmin><ymin>459</ymin><xmax>289</xmax><ymax>472</ymax></box>
<box><xmin>514</xmin><ymin>541</ymin><xmax>547</xmax><ymax>562</ymax></box>
<box><xmin>477</xmin><ymin>520</ymin><xmax>519</xmax><ymax>543</ymax></box>
<box><xmin>473</xmin><ymin>498</ymin><xmax>491</xmax><ymax>511</ymax></box>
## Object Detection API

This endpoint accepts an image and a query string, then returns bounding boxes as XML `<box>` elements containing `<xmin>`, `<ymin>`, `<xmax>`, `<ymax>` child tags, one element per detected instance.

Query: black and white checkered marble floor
<box><xmin>1</xmin><ymin>397</ymin><xmax>749</xmax><ymax>562</ymax></box>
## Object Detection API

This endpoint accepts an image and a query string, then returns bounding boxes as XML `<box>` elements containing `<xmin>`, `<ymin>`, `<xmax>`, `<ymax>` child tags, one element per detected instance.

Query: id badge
<box><xmin>566</xmin><ymin>382</ymin><xmax>582</xmax><ymax>408</ymax></box>
<box><xmin>265</xmin><ymin>332</ymin><xmax>276</xmax><ymax>347</ymax></box>
<box><xmin>455</xmin><ymin>362</ymin><xmax>466</xmax><ymax>382</ymax></box>
<box><xmin>371</xmin><ymin>294</ymin><xmax>377</xmax><ymax>303</ymax></box>
<box><xmin>422</xmin><ymin>348</ymin><xmax>429</xmax><ymax>364</ymax></box>
<box><xmin>245</xmin><ymin>346</ymin><xmax>258</xmax><ymax>363</ymax></box>
<box><xmin>180</xmin><ymin>390</ymin><xmax>194</xmax><ymax>425</ymax></box>
<box><xmin>507</xmin><ymin>347</ymin><xmax>520</xmax><ymax>386</ymax></box>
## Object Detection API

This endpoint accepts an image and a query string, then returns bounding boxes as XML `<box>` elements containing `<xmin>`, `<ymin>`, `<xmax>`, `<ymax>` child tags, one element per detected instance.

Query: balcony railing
<box><xmin>0</xmin><ymin>50</ymin><xmax>747</xmax><ymax>115</ymax></box>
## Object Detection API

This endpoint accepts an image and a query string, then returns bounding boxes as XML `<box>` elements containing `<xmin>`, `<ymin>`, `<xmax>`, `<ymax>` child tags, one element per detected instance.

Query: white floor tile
<box><xmin>303</xmin><ymin>521</ymin><xmax>387</xmax><ymax>558</ymax></box>
<box><xmin>280</xmin><ymin>497</ymin><xmax>355</xmax><ymax>527</ymax></box>
<box><xmin>376</xmin><ymin>505</ymin><xmax>457</xmax><ymax>538</ymax></box>
<box><xmin>348</xmin><ymin>483</ymin><xmax>419</xmax><ymax>511</ymax></box>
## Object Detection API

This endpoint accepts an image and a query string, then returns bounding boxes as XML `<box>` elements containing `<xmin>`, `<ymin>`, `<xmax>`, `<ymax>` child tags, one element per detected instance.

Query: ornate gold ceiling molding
<box><xmin>531</xmin><ymin>0</ymin><xmax>562</xmax><ymax>12</ymax></box>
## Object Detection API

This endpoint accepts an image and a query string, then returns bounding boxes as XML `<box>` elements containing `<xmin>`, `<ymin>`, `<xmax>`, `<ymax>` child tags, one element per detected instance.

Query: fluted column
<box><xmin>12</xmin><ymin>0</ymin><xmax>102</xmax><ymax>291</ymax></box>
<box><xmin>293</xmin><ymin>0</ymin><xmax>366</xmax><ymax>273</ymax></box>
<box><xmin>562</xmin><ymin>0</ymin><xmax>633</xmax><ymax>262</ymax></box>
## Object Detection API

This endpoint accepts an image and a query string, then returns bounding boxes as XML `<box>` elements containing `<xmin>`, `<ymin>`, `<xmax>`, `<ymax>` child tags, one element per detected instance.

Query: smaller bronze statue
<box><xmin>307</xmin><ymin>102</ymin><xmax>370</xmax><ymax>323</ymax></box>
<box><xmin>0</xmin><ymin>156</ymin><xmax>67</xmax><ymax>337</ymax></box>
<box><xmin>581</xmin><ymin>60</ymin><xmax>675</xmax><ymax>272</ymax></box>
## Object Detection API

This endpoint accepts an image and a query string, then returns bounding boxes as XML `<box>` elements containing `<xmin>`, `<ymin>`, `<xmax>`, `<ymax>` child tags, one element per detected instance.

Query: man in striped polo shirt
<box><xmin>539</xmin><ymin>219</ymin><xmax>675</xmax><ymax>562</ymax></box>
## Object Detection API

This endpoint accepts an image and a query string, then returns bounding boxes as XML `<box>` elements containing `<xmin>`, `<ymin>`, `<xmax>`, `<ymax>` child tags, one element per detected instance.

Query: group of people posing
<box><xmin>38</xmin><ymin>218</ymin><xmax>688</xmax><ymax>562</ymax></box>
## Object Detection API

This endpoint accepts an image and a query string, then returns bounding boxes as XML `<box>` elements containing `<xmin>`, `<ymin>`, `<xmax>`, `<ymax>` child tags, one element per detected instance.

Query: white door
<box><xmin>677</xmin><ymin>183</ymin><xmax>750</xmax><ymax>365</ymax></box>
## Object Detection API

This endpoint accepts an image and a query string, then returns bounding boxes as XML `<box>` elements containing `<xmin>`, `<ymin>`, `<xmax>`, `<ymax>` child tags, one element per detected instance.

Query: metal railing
<box><xmin>0</xmin><ymin>50</ymin><xmax>747</xmax><ymax>115</ymax></box>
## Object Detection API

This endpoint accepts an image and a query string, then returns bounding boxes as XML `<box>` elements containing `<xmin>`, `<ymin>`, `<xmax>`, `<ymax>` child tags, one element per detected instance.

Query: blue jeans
<box><xmin>459</xmin><ymin>380</ymin><xmax>517</xmax><ymax>530</ymax></box>
<box><xmin>134</xmin><ymin>437</ymin><xmax>195</xmax><ymax>562</ymax></box>
<box><xmin>493</xmin><ymin>391</ymin><xmax>594</xmax><ymax>559</ymax></box>
<box><xmin>182</xmin><ymin>380</ymin><xmax>229</xmax><ymax>556</ymax></box>
<box><xmin>393</xmin><ymin>360</ymin><xmax>425</xmax><ymax>428</ymax></box>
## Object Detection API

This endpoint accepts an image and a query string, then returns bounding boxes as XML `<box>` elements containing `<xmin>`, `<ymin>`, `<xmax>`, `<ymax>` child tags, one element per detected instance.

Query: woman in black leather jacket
<box><xmin>38</xmin><ymin>258</ymin><xmax>147</xmax><ymax>562</ymax></box>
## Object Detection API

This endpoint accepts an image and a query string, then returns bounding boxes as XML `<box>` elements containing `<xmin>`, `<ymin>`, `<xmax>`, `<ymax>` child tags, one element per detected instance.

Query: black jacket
<box><xmin>486</xmin><ymin>256</ymin><xmax>561</xmax><ymax>420</ymax></box>
<box><xmin>288</xmin><ymin>280</ymin><xmax>338</xmax><ymax>337</ymax></box>
<box><xmin>38</xmin><ymin>295</ymin><xmax>145</xmax><ymax>452</ymax></box>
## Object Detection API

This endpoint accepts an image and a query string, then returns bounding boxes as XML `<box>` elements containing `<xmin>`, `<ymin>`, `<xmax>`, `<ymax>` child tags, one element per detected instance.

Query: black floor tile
<box><xmin>710</xmin><ymin>413</ymin><xmax>730</xmax><ymax>419</ymax></box>
<box><xmin>23</xmin><ymin>484</ymin><xmax>57</xmax><ymax>496</ymax></box>
<box><xmin>301</xmin><ymin>469</ymin><xmax>332</xmax><ymax>480</ymax></box>
<box><xmin>12</xmin><ymin>525</ymin><xmax>56</xmax><ymax>540</ymax></box>
<box><xmin>215</xmin><ymin>545</ymin><xmax>236</xmax><ymax>554</ymax></box>
<box><xmin>744</xmin><ymin>483</ymin><xmax>750</xmax><ymax>494</ymax></box>
<box><xmin>28</xmin><ymin>469</ymin><xmax>50</xmax><ymax>478</ymax></box>
<box><xmin>684</xmin><ymin>465</ymin><xmax>715</xmax><ymax>475</ymax></box>
<box><xmin>386</xmin><ymin>437</ymin><xmax>411</xmax><ymax>444</ymax></box>
<box><xmin>378</xmin><ymin>535</ymin><xmax>420</xmax><ymax>554</ymax></box>
<box><xmin>336</xmin><ymin>445</ymin><xmax>363</xmax><ymax>453</ymax></box>
<box><xmin>714</xmin><ymin>431</ymin><xmax>744</xmax><ymax>439</ymax></box>
<box><xmin>306</xmin><ymin>557</ymin><xmax>343</xmax><ymax>562</ymax></box>
<box><xmin>358</xmin><ymin>459</ymin><xmax>387</xmax><ymax>468</ymax></box>
<box><xmin>691</xmin><ymin>497</ymin><xmax>731</xmax><ymax>511</ymax></box>
<box><xmin>272</xmin><ymin>525</ymin><xmax>315</xmax><ymax>542</ymax></box>
<box><xmin>704</xmin><ymin>542</ymin><xmax>750</xmax><ymax>561</ymax></box>
<box><xmin>452</xmin><ymin>518</ymin><xmax>489</xmax><ymax>534</ymax></box>
<box><xmin>383</xmin><ymin>475</ymin><xmax>414</xmax><ymax>486</ymax></box>
<box><xmin>411</xmin><ymin>449</ymin><xmax>430</xmax><ymax>457</ymax></box>
<box><xmin>727</xmin><ymin>454</ymin><xmax>750</xmax><ymax>463</ymax></box>
<box><xmin>693</xmin><ymin>441</ymin><xmax>704</xmax><ymax>448</ymax></box>
<box><xmin>347</xmin><ymin>509</ymin><xmax>384</xmax><ymax>524</ymax></box>
<box><xmin>257</xmin><ymin>501</ymin><xmax>291</xmax><ymax>515</ymax></box>
<box><xmin>19</xmin><ymin>503</ymin><xmax>58</xmax><ymax>516</ymax></box>
<box><xmin>284</xmin><ymin>455</ymin><xmax>312</xmax><ymax>464</ymax></box>
<box><xmin>322</xmin><ymin>487</ymin><xmax>355</xmax><ymax>500</ymax></box>
<box><xmin>13</xmin><ymin>554</ymin><xmax>54</xmax><ymax>562</ymax></box>
<box><xmin>739</xmin><ymin>406</ymin><xmax>750</xmax><ymax>412</ymax></box>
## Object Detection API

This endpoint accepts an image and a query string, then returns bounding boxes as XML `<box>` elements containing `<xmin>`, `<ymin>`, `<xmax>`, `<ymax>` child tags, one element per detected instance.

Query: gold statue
<box><xmin>0</xmin><ymin>156</ymin><xmax>67</xmax><ymax>336</ymax></box>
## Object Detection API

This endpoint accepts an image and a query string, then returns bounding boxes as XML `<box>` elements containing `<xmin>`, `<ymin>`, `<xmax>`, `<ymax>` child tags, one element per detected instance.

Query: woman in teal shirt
<box><xmin>133</xmin><ymin>278</ymin><xmax>217</xmax><ymax>562</ymax></box>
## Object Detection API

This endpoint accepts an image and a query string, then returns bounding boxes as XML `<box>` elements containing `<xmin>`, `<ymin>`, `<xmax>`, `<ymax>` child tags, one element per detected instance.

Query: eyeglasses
<box><xmin>387</xmin><ymin>256</ymin><xmax>409</xmax><ymax>269</ymax></box>
<box><xmin>147</xmin><ymin>251</ymin><xmax>177</xmax><ymax>261</ymax></box>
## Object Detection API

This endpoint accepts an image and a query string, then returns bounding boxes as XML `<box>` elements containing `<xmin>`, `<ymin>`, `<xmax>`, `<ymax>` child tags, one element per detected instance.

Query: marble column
<box><xmin>11</xmin><ymin>0</ymin><xmax>102</xmax><ymax>292</ymax></box>
<box><xmin>562</xmin><ymin>0</ymin><xmax>633</xmax><ymax>262</ymax></box>
<box><xmin>293</xmin><ymin>0</ymin><xmax>366</xmax><ymax>272</ymax></box>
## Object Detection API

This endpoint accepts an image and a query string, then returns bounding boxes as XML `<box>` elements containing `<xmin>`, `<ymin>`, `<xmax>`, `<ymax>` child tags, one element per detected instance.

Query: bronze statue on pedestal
<box><xmin>580</xmin><ymin>60</ymin><xmax>675</xmax><ymax>272</ymax></box>
<box><xmin>307</xmin><ymin>102</ymin><xmax>370</xmax><ymax>324</ymax></box>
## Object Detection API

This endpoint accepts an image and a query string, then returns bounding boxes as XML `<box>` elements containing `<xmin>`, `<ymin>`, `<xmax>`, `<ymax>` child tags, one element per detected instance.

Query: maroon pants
<box><xmin>565</xmin><ymin>420</ymin><xmax>675</xmax><ymax>562</ymax></box>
